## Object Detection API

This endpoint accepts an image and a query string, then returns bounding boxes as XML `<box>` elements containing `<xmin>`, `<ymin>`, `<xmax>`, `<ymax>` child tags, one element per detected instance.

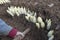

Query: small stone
<box><xmin>48</xmin><ymin>3</ymin><xmax>54</xmax><ymax>7</ymax></box>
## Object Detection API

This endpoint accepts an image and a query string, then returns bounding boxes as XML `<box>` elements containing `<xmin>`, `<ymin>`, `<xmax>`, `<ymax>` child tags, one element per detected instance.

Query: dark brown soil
<box><xmin>0</xmin><ymin>0</ymin><xmax>60</xmax><ymax>40</ymax></box>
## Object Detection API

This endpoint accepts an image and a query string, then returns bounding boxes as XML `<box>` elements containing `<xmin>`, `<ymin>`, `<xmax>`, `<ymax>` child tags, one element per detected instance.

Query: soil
<box><xmin>0</xmin><ymin>0</ymin><xmax>60</xmax><ymax>40</ymax></box>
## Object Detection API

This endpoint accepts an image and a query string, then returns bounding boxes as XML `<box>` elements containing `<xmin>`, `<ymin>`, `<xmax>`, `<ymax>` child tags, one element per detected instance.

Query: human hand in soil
<box><xmin>0</xmin><ymin>19</ymin><xmax>30</xmax><ymax>40</ymax></box>
<box><xmin>13</xmin><ymin>28</ymin><xmax>30</xmax><ymax>40</ymax></box>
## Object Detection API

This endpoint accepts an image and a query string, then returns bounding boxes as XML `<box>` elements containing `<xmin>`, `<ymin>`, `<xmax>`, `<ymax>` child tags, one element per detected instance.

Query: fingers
<box><xmin>23</xmin><ymin>28</ymin><xmax>31</xmax><ymax>35</ymax></box>
<box><xmin>13</xmin><ymin>36</ymin><xmax>20</xmax><ymax>40</ymax></box>
<box><xmin>13</xmin><ymin>35</ymin><xmax>23</xmax><ymax>40</ymax></box>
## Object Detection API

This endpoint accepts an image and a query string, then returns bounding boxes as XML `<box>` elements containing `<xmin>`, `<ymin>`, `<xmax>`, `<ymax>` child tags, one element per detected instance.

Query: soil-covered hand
<box><xmin>13</xmin><ymin>34</ymin><xmax>24</xmax><ymax>40</ymax></box>
<box><xmin>13</xmin><ymin>28</ymin><xmax>30</xmax><ymax>40</ymax></box>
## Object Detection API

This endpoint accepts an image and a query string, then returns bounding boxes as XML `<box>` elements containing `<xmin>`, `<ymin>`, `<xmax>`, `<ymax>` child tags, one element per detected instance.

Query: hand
<box><xmin>13</xmin><ymin>34</ymin><xmax>24</xmax><ymax>40</ymax></box>
<box><xmin>13</xmin><ymin>28</ymin><xmax>30</xmax><ymax>40</ymax></box>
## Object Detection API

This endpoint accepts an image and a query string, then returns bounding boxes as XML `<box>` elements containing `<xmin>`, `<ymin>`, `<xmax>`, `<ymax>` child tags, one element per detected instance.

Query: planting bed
<box><xmin>0</xmin><ymin>0</ymin><xmax>60</xmax><ymax>40</ymax></box>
